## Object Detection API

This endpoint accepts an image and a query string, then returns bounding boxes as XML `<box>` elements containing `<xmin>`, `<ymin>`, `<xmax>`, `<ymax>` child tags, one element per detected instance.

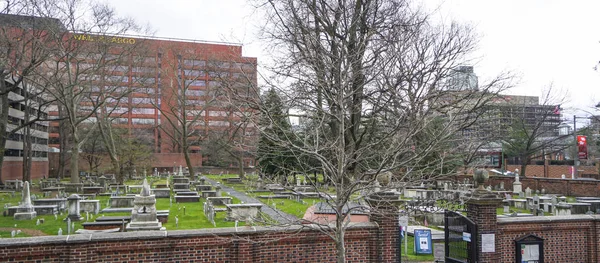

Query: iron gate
<box><xmin>445</xmin><ymin>210</ymin><xmax>478</xmax><ymax>263</ymax></box>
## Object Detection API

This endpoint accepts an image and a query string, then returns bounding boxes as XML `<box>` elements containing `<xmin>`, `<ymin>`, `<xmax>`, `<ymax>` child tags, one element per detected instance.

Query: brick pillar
<box><xmin>466</xmin><ymin>191</ymin><xmax>501</xmax><ymax>263</ymax></box>
<box><xmin>367</xmin><ymin>194</ymin><xmax>401</xmax><ymax>263</ymax></box>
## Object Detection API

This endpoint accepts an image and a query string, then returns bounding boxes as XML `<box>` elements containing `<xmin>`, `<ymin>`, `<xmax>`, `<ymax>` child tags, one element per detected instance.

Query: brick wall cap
<box><xmin>466</xmin><ymin>196</ymin><xmax>502</xmax><ymax>205</ymax></box>
<box><xmin>0</xmin><ymin>223</ymin><xmax>379</xmax><ymax>247</ymax></box>
<box><xmin>498</xmin><ymin>214</ymin><xmax>600</xmax><ymax>224</ymax></box>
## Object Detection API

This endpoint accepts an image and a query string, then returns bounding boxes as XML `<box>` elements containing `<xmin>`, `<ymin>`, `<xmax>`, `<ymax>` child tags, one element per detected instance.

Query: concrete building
<box><xmin>3</xmin><ymin>79</ymin><xmax>50</xmax><ymax>180</ymax></box>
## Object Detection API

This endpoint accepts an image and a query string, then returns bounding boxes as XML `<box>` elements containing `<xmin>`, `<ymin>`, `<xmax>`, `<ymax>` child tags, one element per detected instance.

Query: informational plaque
<box><xmin>481</xmin><ymin>234</ymin><xmax>495</xmax><ymax>253</ymax></box>
<box><xmin>398</xmin><ymin>215</ymin><xmax>408</xmax><ymax>227</ymax></box>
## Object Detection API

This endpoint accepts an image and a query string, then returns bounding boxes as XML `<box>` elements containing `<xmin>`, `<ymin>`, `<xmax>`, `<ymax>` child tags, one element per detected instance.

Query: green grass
<box><xmin>401</xmin><ymin>235</ymin><xmax>436</xmax><ymax>261</ymax></box>
<box><xmin>0</xmin><ymin>230</ymin><xmax>30</xmax><ymax>238</ymax></box>
<box><xmin>263</xmin><ymin>198</ymin><xmax>321</xmax><ymax>218</ymax></box>
<box><xmin>0</xmin><ymin>174</ymin><xmax>340</xmax><ymax>235</ymax></box>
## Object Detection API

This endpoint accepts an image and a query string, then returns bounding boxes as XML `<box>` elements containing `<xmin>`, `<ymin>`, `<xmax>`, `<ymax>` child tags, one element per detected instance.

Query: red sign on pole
<box><xmin>578</xmin><ymin>135</ymin><xmax>588</xmax><ymax>159</ymax></box>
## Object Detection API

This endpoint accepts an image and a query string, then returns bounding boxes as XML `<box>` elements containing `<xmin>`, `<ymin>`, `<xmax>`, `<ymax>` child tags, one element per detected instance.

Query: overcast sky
<box><xmin>105</xmin><ymin>0</ymin><xmax>600</xmax><ymax>118</ymax></box>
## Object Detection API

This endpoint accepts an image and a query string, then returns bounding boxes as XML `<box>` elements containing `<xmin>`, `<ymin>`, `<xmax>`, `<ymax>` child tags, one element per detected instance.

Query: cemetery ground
<box><xmin>0</xmin><ymin>174</ymin><xmax>557</xmax><ymax>262</ymax></box>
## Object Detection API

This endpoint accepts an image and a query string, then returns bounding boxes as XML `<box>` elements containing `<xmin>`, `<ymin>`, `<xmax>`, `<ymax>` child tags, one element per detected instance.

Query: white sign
<box><xmin>462</xmin><ymin>232</ymin><xmax>471</xmax><ymax>242</ymax></box>
<box><xmin>481</xmin><ymin>234</ymin><xmax>495</xmax><ymax>253</ymax></box>
<box><xmin>398</xmin><ymin>215</ymin><xmax>408</xmax><ymax>227</ymax></box>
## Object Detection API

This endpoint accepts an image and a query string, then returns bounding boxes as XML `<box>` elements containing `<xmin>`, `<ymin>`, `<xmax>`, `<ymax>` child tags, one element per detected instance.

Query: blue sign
<box><xmin>414</xmin><ymin>229</ymin><xmax>432</xmax><ymax>254</ymax></box>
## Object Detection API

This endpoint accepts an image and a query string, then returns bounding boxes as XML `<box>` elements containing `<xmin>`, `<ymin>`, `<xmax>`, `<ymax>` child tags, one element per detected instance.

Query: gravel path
<box><xmin>205</xmin><ymin>178</ymin><xmax>298</xmax><ymax>225</ymax></box>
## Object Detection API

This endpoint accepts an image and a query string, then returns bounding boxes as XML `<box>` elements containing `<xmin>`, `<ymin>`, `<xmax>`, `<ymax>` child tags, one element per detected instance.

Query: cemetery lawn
<box><xmin>206</xmin><ymin>174</ymin><xmax>332</xmax><ymax>219</ymax></box>
<box><xmin>401</xmin><ymin>235</ymin><xmax>436</xmax><ymax>261</ymax></box>
<box><xmin>0</xmin><ymin>186</ymin><xmax>251</xmax><ymax>235</ymax></box>
<box><xmin>0</xmin><ymin>192</ymin><xmax>87</xmax><ymax>236</ymax></box>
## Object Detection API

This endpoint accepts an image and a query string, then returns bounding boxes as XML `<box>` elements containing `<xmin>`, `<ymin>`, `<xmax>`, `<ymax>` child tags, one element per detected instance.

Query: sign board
<box><xmin>414</xmin><ymin>229</ymin><xmax>432</xmax><ymax>254</ymax></box>
<box><xmin>481</xmin><ymin>233</ymin><xmax>495</xmax><ymax>253</ymax></box>
<box><xmin>578</xmin><ymin>135</ymin><xmax>588</xmax><ymax>159</ymax></box>
<box><xmin>398</xmin><ymin>215</ymin><xmax>408</xmax><ymax>227</ymax></box>
<box><xmin>462</xmin><ymin>232</ymin><xmax>471</xmax><ymax>242</ymax></box>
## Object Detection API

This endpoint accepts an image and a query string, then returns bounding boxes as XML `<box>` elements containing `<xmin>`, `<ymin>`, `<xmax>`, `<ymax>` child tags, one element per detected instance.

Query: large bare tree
<box><xmin>153</xmin><ymin>46</ymin><xmax>221</xmax><ymax>177</ymax></box>
<box><xmin>502</xmin><ymin>87</ymin><xmax>570</xmax><ymax>176</ymax></box>
<box><xmin>0</xmin><ymin>0</ymin><xmax>65</xmax><ymax>183</ymax></box>
<box><xmin>249</xmin><ymin>0</ymin><xmax>512</xmax><ymax>261</ymax></box>
<box><xmin>24</xmin><ymin>0</ymin><xmax>144</xmax><ymax>183</ymax></box>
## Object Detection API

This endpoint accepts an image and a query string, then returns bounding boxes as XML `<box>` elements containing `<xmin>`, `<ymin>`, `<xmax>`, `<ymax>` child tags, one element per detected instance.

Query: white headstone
<box><xmin>58</xmin><ymin>228</ymin><xmax>62</xmax><ymax>236</ymax></box>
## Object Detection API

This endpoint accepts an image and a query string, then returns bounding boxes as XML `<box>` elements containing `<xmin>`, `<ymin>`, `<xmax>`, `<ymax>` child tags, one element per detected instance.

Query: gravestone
<box><xmin>525</xmin><ymin>187</ymin><xmax>532</xmax><ymax>197</ymax></box>
<box><xmin>532</xmin><ymin>196</ymin><xmax>540</xmax><ymax>213</ymax></box>
<box><xmin>65</xmin><ymin>194</ymin><xmax>83</xmax><ymax>221</ymax></box>
<box><xmin>503</xmin><ymin>200</ymin><xmax>510</xmax><ymax>213</ymax></box>
<box><xmin>554</xmin><ymin>202</ymin><xmax>572</xmax><ymax>216</ymax></box>
<box><xmin>126</xmin><ymin>179</ymin><xmax>165</xmax><ymax>231</ymax></box>
<box><xmin>513</xmin><ymin>174</ymin><xmax>522</xmax><ymax>194</ymax></box>
<box><xmin>499</xmin><ymin>182</ymin><xmax>505</xmax><ymax>191</ymax></box>
<box><xmin>14</xmin><ymin>181</ymin><xmax>37</xmax><ymax>220</ymax></box>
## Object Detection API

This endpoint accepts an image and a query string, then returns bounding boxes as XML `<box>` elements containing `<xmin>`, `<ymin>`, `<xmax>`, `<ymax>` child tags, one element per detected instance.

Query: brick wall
<box><xmin>486</xmin><ymin>175</ymin><xmax>600</xmax><ymax>197</ymax></box>
<box><xmin>1</xmin><ymin>160</ymin><xmax>48</xmax><ymax>181</ymax></box>
<box><xmin>497</xmin><ymin>215</ymin><xmax>600</xmax><ymax>263</ymax></box>
<box><xmin>0</xmin><ymin>223</ymin><xmax>394</xmax><ymax>262</ymax></box>
<box><xmin>505</xmin><ymin>164</ymin><xmax>598</xmax><ymax>178</ymax></box>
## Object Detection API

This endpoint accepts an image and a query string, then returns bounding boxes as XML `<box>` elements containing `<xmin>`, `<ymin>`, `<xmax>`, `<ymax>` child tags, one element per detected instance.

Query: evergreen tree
<box><xmin>257</xmin><ymin>88</ymin><xmax>296</xmax><ymax>183</ymax></box>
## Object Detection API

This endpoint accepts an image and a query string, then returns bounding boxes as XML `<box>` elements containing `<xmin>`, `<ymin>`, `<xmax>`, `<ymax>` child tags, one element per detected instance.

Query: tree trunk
<box><xmin>335</xmin><ymin>211</ymin><xmax>346</xmax><ymax>263</ymax></box>
<box><xmin>520</xmin><ymin>156</ymin><xmax>529</xmax><ymax>178</ymax></box>
<box><xmin>57</xmin><ymin>105</ymin><xmax>68</xmax><ymax>180</ymax></box>
<box><xmin>70</xmin><ymin>135</ymin><xmax>80</xmax><ymax>183</ymax></box>
<box><xmin>22</xmin><ymin>124</ymin><xmax>32</xmax><ymax>183</ymax></box>
<box><xmin>0</xmin><ymin>91</ymin><xmax>8</xmax><ymax>185</ymax></box>
<box><xmin>183</xmin><ymin>148</ymin><xmax>194</xmax><ymax>179</ymax></box>
<box><xmin>238</xmin><ymin>155</ymin><xmax>244</xmax><ymax>179</ymax></box>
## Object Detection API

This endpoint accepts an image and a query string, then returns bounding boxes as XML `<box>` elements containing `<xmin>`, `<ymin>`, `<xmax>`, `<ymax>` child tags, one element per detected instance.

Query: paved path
<box><xmin>205</xmin><ymin>178</ymin><xmax>298</xmax><ymax>225</ymax></box>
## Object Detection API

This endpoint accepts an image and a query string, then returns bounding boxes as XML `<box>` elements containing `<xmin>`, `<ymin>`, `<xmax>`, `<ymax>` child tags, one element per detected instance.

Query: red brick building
<box><xmin>47</xmin><ymin>34</ymin><xmax>258</xmax><ymax>175</ymax></box>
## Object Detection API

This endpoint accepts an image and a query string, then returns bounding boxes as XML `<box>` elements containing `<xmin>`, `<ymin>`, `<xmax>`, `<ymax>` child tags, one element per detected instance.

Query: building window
<box><xmin>184</xmin><ymin>89</ymin><xmax>205</xmax><ymax>96</ymax></box>
<box><xmin>209</xmin><ymin>111</ymin><xmax>228</xmax><ymax>117</ymax></box>
<box><xmin>131</xmin><ymin>97</ymin><xmax>153</xmax><ymax>104</ymax></box>
<box><xmin>132</xmin><ymin>108</ymin><xmax>155</xmax><ymax>114</ymax></box>
<box><xmin>132</xmin><ymin>118</ymin><xmax>155</xmax><ymax>125</ymax></box>
<box><xmin>184</xmin><ymin>59</ymin><xmax>205</xmax><ymax>67</ymax></box>
<box><xmin>208</xmin><ymin>120</ymin><xmax>229</xmax><ymax>126</ymax></box>
<box><xmin>184</xmin><ymin>69</ymin><xmax>205</xmax><ymax>77</ymax></box>
<box><xmin>184</xmin><ymin>80</ymin><xmax>206</xmax><ymax>87</ymax></box>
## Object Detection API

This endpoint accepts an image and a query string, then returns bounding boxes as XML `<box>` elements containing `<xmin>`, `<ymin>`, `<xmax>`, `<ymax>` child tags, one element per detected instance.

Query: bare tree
<box><xmin>0</xmin><ymin>0</ymin><xmax>63</xmax><ymax>183</ymax></box>
<box><xmin>24</xmin><ymin>0</ymin><xmax>143</xmax><ymax>183</ymax></box>
<box><xmin>503</xmin><ymin>86</ymin><xmax>570</xmax><ymax>176</ymax></box>
<box><xmin>251</xmin><ymin>0</ymin><xmax>512</xmax><ymax>261</ymax></box>
<box><xmin>153</xmin><ymin>46</ymin><xmax>247</xmax><ymax>177</ymax></box>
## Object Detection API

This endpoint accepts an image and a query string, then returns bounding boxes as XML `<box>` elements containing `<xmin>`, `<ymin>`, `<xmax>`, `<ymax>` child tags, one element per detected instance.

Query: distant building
<box><xmin>45</xmin><ymin>34</ymin><xmax>258</xmax><ymax>172</ymax></box>
<box><xmin>447</xmin><ymin>66</ymin><xmax>478</xmax><ymax>90</ymax></box>
<box><xmin>0</xmin><ymin>13</ymin><xmax>258</xmax><ymax>179</ymax></box>
<box><xmin>3</xmin><ymin>79</ymin><xmax>50</xmax><ymax>180</ymax></box>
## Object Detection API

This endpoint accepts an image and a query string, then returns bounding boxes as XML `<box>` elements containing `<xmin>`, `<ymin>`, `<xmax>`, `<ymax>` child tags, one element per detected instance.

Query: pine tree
<box><xmin>257</xmin><ymin>88</ymin><xmax>296</xmax><ymax>183</ymax></box>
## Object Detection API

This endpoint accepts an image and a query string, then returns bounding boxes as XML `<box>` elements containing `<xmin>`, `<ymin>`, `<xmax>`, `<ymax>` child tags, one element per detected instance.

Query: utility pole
<box><xmin>573</xmin><ymin>115</ymin><xmax>579</xmax><ymax>179</ymax></box>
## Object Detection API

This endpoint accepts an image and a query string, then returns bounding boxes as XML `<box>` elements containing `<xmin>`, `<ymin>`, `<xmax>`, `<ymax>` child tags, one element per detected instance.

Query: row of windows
<box><xmin>9</xmin><ymin>102</ymin><xmax>49</xmax><ymax>119</ymax></box>
<box><xmin>7</xmin><ymin>133</ymin><xmax>48</xmax><ymax>144</ymax></box>
<box><xmin>184</xmin><ymin>89</ymin><xmax>205</xmax><ymax>96</ymax></box>
<box><xmin>7</xmin><ymin>117</ymin><xmax>49</xmax><ymax>130</ymax></box>
<box><xmin>4</xmin><ymin>149</ymin><xmax>48</xmax><ymax>158</ymax></box>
